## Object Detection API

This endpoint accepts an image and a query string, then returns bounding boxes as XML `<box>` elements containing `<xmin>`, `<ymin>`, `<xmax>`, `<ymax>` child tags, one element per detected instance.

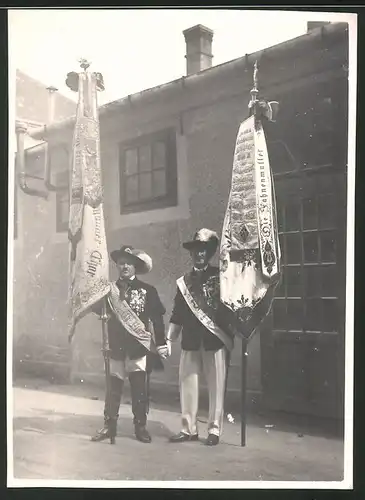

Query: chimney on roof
<box><xmin>46</xmin><ymin>85</ymin><xmax>58</xmax><ymax>124</ymax></box>
<box><xmin>307</xmin><ymin>21</ymin><xmax>331</xmax><ymax>33</ymax></box>
<box><xmin>183</xmin><ymin>24</ymin><xmax>214</xmax><ymax>76</ymax></box>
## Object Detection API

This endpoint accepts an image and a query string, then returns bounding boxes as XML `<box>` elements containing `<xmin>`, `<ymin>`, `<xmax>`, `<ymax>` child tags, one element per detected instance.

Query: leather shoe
<box><xmin>91</xmin><ymin>426</ymin><xmax>110</xmax><ymax>442</ymax></box>
<box><xmin>169</xmin><ymin>431</ymin><xmax>199</xmax><ymax>443</ymax></box>
<box><xmin>135</xmin><ymin>425</ymin><xmax>152</xmax><ymax>443</ymax></box>
<box><xmin>206</xmin><ymin>434</ymin><xmax>219</xmax><ymax>446</ymax></box>
<box><xmin>91</xmin><ymin>422</ymin><xmax>117</xmax><ymax>444</ymax></box>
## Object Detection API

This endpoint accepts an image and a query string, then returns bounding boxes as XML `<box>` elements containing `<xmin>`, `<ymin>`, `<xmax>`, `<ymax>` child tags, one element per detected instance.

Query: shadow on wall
<box><xmin>13</xmin><ymin>335</ymin><xmax>72</xmax><ymax>384</ymax></box>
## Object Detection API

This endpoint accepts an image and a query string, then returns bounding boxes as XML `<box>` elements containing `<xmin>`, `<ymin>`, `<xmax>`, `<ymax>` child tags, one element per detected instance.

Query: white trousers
<box><xmin>110</xmin><ymin>356</ymin><xmax>146</xmax><ymax>381</ymax></box>
<box><xmin>179</xmin><ymin>346</ymin><xmax>227</xmax><ymax>437</ymax></box>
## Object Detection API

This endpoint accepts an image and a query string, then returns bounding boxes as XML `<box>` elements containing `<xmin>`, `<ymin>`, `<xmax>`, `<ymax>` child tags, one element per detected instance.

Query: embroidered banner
<box><xmin>254</xmin><ymin>121</ymin><xmax>280</xmax><ymax>277</ymax></box>
<box><xmin>177</xmin><ymin>276</ymin><xmax>234</xmax><ymax>351</ymax></box>
<box><xmin>108</xmin><ymin>282</ymin><xmax>156</xmax><ymax>354</ymax></box>
<box><xmin>229</xmin><ymin>115</ymin><xmax>258</xmax><ymax>251</ymax></box>
<box><xmin>219</xmin><ymin>114</ymin><xmax>281</xmax><ymax>340</ymax></box>
<box><xmin>68</xmin><ymin>71</ymin><xmax>110</xmax><ymax>338</ymax></box>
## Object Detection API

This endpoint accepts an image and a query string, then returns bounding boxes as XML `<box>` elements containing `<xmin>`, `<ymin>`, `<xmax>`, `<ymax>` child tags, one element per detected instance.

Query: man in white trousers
<box><xmin>166</xmin><ymin>229</ymin><xmax>234</xmax><ymax>446</ymax></box>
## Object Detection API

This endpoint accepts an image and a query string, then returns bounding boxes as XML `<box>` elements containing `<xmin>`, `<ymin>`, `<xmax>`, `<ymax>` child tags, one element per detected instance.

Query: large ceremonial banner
<box><xmin>68</xmin><ymin>70</ymin><xmax>110</xmax><ymax>337</ymax></box>
<box><xmin>220</xmin><ymin>112</ymin><xmax>281</xmax><ymax>339</ymax></box>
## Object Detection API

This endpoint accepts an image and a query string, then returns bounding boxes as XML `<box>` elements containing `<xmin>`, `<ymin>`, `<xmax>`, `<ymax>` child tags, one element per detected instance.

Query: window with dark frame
<box><xmin>56</xmin><ymin>170</ymin><xmax>70</xmax><ymax>233</ymax></box>
<box><xmin>119</xmin><ymin>128</ymin><xmax>178</xmax><ymax>214</ymax></box>
<box><xmin>268</xmin><ymin>78</ymin><xmax>347</xmax><ymax>335</ymax></box>
<box><xmin>274</xmin><ymin>191</ymin><xmax>340</xmax><ymax>334</ymax></box>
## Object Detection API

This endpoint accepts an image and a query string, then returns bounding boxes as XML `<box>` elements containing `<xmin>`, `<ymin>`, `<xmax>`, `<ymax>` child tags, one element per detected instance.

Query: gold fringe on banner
<box><xmin>68</xmin><ymin>71</ymin><xmax>110</xmax><ymax>339</ymax></box>
<box><xmin>219</xmin><ymin>113</ymin><xmax>281</xmax><ymax>340</ymax></box>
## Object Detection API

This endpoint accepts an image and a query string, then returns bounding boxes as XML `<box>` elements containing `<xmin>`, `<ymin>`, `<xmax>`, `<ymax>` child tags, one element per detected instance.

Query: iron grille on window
<box><xmin>274</xmin><ymin>192</ymin><xmax>340</xmax><ymax>334</ymax></box>
<box><xmin>268</xmin><ymin>78</ymin><xmax>347</xmax><ymax>335</ymax></box>
<box><xmin>119</xmin><ymin>128</ymin><xmax>178</xmax><ymax>214</ymax></box>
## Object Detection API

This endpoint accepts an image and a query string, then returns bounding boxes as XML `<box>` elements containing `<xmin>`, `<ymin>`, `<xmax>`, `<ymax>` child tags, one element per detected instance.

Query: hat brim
<box><xmin>182</xmin><ymin>239</ymin><xmax>218</xmax><ymax>253</ymax></box>
<box><xmin>110</xmin><ymin>249</ymin><xmax>152</xmax><ymax>274</ymax></box>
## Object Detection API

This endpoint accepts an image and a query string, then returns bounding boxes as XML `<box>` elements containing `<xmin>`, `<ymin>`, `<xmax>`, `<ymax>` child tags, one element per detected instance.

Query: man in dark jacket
<box><xmin>166</xmin><ymin>229</ymin><xmax>234</xmax><ymax>446</ymax></box>
<box><xmin>91</xmin><ymin>245</ymin><xmax>168</xmax><ymax>444</ymax></box>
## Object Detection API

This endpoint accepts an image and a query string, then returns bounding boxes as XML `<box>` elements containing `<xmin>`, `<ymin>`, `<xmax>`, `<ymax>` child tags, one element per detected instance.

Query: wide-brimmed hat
<box><xmin>182</xmin><ymin>228</ymin><xmax>219</xmax><ymax>255</ymax></box>
<box><xmin>110</xmin><ymin>245</ymin><xmax>152</xmax><ymax>274</ymax></box>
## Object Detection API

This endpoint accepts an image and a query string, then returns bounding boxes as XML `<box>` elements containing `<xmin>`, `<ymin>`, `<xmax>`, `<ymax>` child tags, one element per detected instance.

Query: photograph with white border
<box><xmin>7</xmin><ymin>8</ymin><xmax>356</xmax><ymax>489</ymax></box>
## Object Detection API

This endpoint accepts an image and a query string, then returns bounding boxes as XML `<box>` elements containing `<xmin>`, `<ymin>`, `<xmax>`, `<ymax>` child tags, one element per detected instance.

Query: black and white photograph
<box><xmin>7</xmin><ymin>8</ymin><xmax>356</xmax><ymax>489</ymax></box>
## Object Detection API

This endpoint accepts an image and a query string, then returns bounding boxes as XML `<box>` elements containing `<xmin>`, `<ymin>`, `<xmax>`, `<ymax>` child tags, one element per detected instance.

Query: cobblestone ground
<box><xmin>10</xmin><ymin>382</ymin><xmax>344</xmax><ymax>484</ymax></box>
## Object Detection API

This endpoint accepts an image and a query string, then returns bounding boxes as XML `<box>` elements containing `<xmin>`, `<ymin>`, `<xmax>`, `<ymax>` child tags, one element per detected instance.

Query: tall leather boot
<box><xmin>91</xmin><ymin>376</ymin><xmax>123</xmax><ymax>444</ymax></box>
<box><xmin>129</xmin><ymin>371</ymin><xmax>151</xmax><ymax>443</ymax></box>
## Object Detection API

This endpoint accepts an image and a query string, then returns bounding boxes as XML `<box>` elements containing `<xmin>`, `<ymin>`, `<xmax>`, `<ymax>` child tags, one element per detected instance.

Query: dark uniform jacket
<box><xmin>170</xmin><ymin>265</ymin><xmax>232</xmax><ymax>352</ymax></box>
<box><xmin>105</xmin><ymin>277</ymin><xmax>166</xmax><ymax>369</ymax></box>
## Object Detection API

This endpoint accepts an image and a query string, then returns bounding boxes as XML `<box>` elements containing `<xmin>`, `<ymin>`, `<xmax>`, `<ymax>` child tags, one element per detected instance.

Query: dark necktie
<box><xmin>192</xmin><ymin>268</ymin><xmax>206</xmax><ymax>287</ymax></box>
<box><xmin>117</xmin><ymin>279</ymin><xmax>132</xmax><ymax>299</ymax></box>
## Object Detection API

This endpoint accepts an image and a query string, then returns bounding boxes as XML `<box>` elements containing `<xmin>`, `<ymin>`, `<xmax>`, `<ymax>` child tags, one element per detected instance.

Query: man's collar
<box><xmin>117</xmin><ymin>275</ymin><xmax>136</xmax><ymax>284</ymax></box>
<box><xmin>193</xmin><ymin>265</ymin><xmax>209</xmax><ymax>273</ymax></box>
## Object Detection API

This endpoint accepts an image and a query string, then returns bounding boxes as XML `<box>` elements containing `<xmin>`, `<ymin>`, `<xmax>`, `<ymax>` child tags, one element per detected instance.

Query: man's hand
<box><xmin>156</xmin><ymin>344</ymin><xmax>170</xmax><ymax>360</ymax></box>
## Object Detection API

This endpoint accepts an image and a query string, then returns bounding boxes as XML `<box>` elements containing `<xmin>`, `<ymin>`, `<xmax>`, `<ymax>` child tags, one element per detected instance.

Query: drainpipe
<box><xmin>16</xmin><ymin>121</ymin><xmax>48</xmax><ymax>199</ymax></box>
<box><xmin>44</xmin><ymin>85</ymin><xmax>59</xmax><ymax>191</ymax></box>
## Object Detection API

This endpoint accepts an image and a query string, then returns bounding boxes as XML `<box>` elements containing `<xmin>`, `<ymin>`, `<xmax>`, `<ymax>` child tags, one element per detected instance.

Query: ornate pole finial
<box><xmin>253</xmin><ymin>60</ymin><xmax>258</xmax><ymax>89</ymax></box>
<box><xmin>79</xmin><ymin>58</ymin><xmax>91</xmax><ymax>71</ymax></box>
<box><xmin>250</xmin><ymin>60</ymin><xmax>259</xmax><ymax>105</ymax></box>
<box><xmin>248</xmin><ymin>60</ymin><xmax>260</xmax><ymax>117</ymax></box>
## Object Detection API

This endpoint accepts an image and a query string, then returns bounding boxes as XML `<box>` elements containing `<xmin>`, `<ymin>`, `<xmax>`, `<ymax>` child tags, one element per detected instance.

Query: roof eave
<box><xmin>27</xmin><ymin>21</ymin><xmax>348</xmax><ymax>142</ymax></box>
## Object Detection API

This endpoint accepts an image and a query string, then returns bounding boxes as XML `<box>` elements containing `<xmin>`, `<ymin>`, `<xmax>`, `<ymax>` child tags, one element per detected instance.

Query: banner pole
<box><xmin>241</xmin><ymin>340</ymin><xmax>248</xmax><ymax>447</ymax></box>
<box><xmin>239</xmin><ymin>62</ymin><xmax>258</xmax><ymax>447</ymax></box>
<box><xmin>146</xmin><ymin>370</ymin><xmax>150</xmax><ymax>415</ymax></box>
<box><xmin>100</xmin><ymin>297</ymin><xmax>113</xmax><ymax>444</ymax></box>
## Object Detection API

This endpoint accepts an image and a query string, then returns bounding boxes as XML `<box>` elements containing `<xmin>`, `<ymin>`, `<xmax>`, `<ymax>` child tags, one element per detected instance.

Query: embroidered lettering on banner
<box><xmin>229</xmin><ymin>116</ymin><xmax>258</xmax><ymax>251</ymax></box>
<box><xmin>219</xmin><ymin>113</ymin><xmax>281</xmax><ymax>340</ymax></box>
<box><xmin>254</xmin><ymin>124</ymin><xmax>279</xmax><ymax>277</ymax></box>
<box><xmin>68</xmin><ymin>71</ymin><xmax>110</xmax><ymax>335</ymax></box>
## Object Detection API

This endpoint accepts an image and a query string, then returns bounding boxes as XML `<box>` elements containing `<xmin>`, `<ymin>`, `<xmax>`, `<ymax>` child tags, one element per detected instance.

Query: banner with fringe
<box><xmin>219</xmin><ymin>113</ymin><xmax>281</xmax><ymax>340</ymax></box>
<box><xmin>68</xmin><ymin>71</ymin><xmax>110</xmax><ymax>338</ymax></box>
